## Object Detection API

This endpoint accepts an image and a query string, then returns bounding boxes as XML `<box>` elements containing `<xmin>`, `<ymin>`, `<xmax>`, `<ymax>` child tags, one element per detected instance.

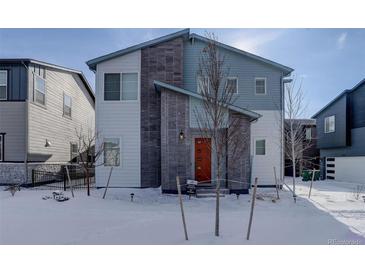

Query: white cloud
<box><xmin>337</xmin><ymin>32</ymin><xmax>347</xmax><ymax>50</ymax></box>
<box><xmin>229</xmin><ymin>30</ymin><xmax>284</xmax><ymax>54</ymax></box>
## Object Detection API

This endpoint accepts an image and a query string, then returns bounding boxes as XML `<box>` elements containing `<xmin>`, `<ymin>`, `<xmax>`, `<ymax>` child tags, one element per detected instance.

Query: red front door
<box><xmin>195</xmin><ymin>138</ymin><xmax>211</xmax><ymax>183</ymax></box>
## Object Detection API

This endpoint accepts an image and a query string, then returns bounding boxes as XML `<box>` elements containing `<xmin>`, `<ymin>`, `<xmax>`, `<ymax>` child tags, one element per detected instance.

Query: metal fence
<box><xmin>32</xmin><ymin>166</ymin><xmax>95</xmax><ymax>190</ymax></box>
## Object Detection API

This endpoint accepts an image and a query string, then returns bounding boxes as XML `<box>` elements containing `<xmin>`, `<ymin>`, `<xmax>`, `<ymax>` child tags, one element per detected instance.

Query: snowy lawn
<box><xmin>0</xmin><ymin>184</ymin><xmax>364</xmax><ymax>244</ymax></box>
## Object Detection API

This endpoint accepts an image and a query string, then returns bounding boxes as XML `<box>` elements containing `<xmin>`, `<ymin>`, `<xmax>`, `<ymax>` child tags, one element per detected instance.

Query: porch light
<box><xmin>179</xmin><ymin>130</ymin><xmax>185</xmax><ymax>140</ymax></box>
<box><xmin>130</xmin><ymin>193</ymin><xmax>135</xmax><ymax>202</ymax></box>
<box><xmin>45</xmin><ymin>139</ymin><xmax>52</xmax><ymax>147</ymax></box>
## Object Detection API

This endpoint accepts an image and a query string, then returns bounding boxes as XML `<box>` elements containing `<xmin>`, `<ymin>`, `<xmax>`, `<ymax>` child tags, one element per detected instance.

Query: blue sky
<box><xmin>1</xmin><ymin>28</ymin><xmax>364</xmax><ymax>116</ymax></box>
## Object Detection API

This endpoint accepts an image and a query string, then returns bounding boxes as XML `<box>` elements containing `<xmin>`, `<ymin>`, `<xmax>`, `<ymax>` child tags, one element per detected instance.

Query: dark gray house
<box><xmin>87</xmin><ymin>29</ymin><xmax>293</xmax><ymax>193</ymax></box>
<box><xmin>312</xmin><ymin>78</ymin><xmax>365</xmax><ymax>184</ymax></box>
<box><xmin>0</xmin><ymin>59</ymin><xmax>95</xmax><ymax>185</ymax></box>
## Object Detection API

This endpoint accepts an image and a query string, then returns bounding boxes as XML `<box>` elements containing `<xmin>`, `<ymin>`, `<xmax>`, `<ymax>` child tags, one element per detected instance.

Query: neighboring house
<box><xmin>0</xmin><ymin>59</ymin><xmax>95</xmax><ymax>185</ymax></box>
<box><xmin>86</xmin><ymin>29</ymin><xmax>293</xmax><ymax>194</ymax></box>
<box><xmin>312</xmin><ymin>78</ymin><xmax>365</xmax><ymax>184</ymax></box>
<box><xmin>284</xmin><ymin>119</ymin><xmax>319</xmax><ymax>177</ymax></box>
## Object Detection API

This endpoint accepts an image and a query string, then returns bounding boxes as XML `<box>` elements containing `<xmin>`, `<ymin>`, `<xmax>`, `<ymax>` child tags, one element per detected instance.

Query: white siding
<box><xmin>95</xmin><ymin>50</ymin><xmax>141</xmax><ymax>187</ymax></box>
<box><xmin>331</xmin><ymin>157</ymin><xmax>365</xmax><ymax>185</ymax></box>
<box><xmin>250</xmin><ymin>110</ymin><xmax>283</xmax><ymax>185</ymax></box>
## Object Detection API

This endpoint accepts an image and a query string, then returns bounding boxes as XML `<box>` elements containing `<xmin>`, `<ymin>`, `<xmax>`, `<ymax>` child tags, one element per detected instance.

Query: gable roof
<box><xmin>86</xmin><ymin>29</ymin><xmax>293</xmax><ymax>76</ymax></box>
<box><xmin>312</xmin><ymin>78</ymin><xmax>365</xmax><ymax>118</ymax></box>
<box><xmin>154</xmin><ymin>80</ymin><xmax>261</xmax><ymax>121</ymax></box>
<box><xmin>0</xmin><ymin>58</ymin><xmax>95</xmax><ymax>102</ymax></box>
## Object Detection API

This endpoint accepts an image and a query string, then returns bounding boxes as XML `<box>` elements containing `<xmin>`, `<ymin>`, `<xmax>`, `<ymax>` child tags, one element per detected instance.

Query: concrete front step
<box><xmin>195</xmin><ymin>188</ymin><xmax>229</xmax><ymax>198</ymax></box>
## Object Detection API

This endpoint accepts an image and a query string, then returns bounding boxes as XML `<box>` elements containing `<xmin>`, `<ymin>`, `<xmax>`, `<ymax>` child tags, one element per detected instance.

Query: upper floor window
<box><xmin>34</xmin><ymin>74</ymin><xmax>46</xmax><ymax>105</ymax></box>
<box><xmin>104</xmin><ymin>138</ymin><xmax>120</xmax><ymax>166</ymax></box>
<box><xmin>104</xmin><ymin>72</ymin><xmax>138</xmax><ymax>101</ymax></box>
<box><xmin>255</xmin><ymin>139</ymin><xmax>266</xmax><ymax>155</ymax></box>
<box><xmin>305</xmin><ymin>127</ymin><xmax>312</xmax><ymax>140</ymax></box>
<box><xmin>255</xmin><ymin>77</ymin><xmax>266</xmax><ymax>95</ymax></box>
<box><xmin>197</xmin><ymin>76</ymin><xmax>209</xmax><ymax>94</ymax></box>
<box><xmin>0</xmin><ymin>70</ymin><xmax>7</xmax><ymax>100</ymax></box>
<box><xmin>226</xmin><ymin>77</ymin><xmax>238</xmax><ymax>94</ymax></box>
<box><xmin>324</xmin><ymin>115</ymin><xmax>335</xmax><ymax>133</ymax></box>
<box><xmin>63</xmin><ymin>94</ymin><xmax>72</xmax><ymax>118</ymax></box>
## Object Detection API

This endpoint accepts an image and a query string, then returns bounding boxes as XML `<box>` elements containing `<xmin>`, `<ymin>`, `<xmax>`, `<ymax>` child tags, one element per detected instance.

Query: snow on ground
<box><xmin>0</xmin><ymin>184</ymin><xmax>364</xmax><ymax>244</ymax></box>
<box><xmin>294</xmin><ymin>178</ymin><xmax>365</xmax><ymax>240</ymax></box>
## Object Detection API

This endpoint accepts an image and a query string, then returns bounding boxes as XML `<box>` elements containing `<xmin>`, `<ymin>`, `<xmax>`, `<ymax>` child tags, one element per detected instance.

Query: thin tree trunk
<box><xmin>215</xmin><ymin>156</ymin><xmax>221</xmax><ymax>237</ymax></box>
<box><xmin>273</xmin><ymin>166</ymin><xmax>280</xmax><ymax>200</ymax></box>
<box><xmin>291</xmin><ymin>131</ymin><xmax>297</xmax><ymax>203</ymax></box>
<box><xmin>247</xmin><ymin>177</ymin><xmax>258</xmax><ymax>240</ymax></box>
<box><xmin>86</xmin><ymin>168</ymin><xmax>90</xmax><ymax>196</ymax></box>
<box><xmin>176</xmin><ymin>176</ymin><xmax>188</xmax><ymax>241</ymax></box>
<box><xmin>102</xmin><ymin>167</ymin><xmax>113</xmax><ymax>199</ymax></box>
<box><xmin>65</xmin><ymin>165</ymin><xmax>74</xmax><ymax>198</ymax></box>
<box><xmin>308</xmin><ymin>168</ymin><xmax>316</xmax><ymax>199</ymax></box>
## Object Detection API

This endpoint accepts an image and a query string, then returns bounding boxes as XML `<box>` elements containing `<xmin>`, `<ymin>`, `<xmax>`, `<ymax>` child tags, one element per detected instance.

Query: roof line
<box><xmin>189</xmin><ymin>33</ymin><xmax>294</xmax><ymax>75</ymax></box>
<box><xmin>0</xmin><ymin>58</ymin><xmax>94</xmax><ymax>101</ymax></box>
<box><xmin>312</xmin><ymin>78</ymin><xmax>365</xmax><ymax>118</ymax></box>
<box><xmin>153</xmin><ymin>80</ymin><xmax>261</xmax><ymax>121</ymax></box>
<box><xmin>86</xmin><ymin>29</ymin><xmax>190</xmax><ymax>71</ymax></box>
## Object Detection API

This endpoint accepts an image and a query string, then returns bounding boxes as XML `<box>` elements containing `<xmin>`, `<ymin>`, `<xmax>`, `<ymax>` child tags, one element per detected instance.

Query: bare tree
<box><xmin>75</xmin><ymin>127</ymin><xmax>104</xmax><ymax>196</ymax></box>
<box><xmin>194</xmin><ymin>33</ymin><xmax>250</xmax><ymax>236</ymax></box>
<box><xmin>284</xmin><ymin>77</ymin><xmax>312</xmax><ymax>202</ymax></box>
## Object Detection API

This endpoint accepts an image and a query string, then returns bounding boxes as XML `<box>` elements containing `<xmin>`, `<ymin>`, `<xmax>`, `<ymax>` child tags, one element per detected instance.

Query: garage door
<box><xmin>326</xmin><ymin>156</ymin><xmax>365</xmax><ymax>184</ymax></box>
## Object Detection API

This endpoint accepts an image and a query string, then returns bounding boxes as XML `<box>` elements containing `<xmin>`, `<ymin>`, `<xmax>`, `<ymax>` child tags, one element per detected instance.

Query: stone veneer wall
<box><xmin>160</xmin><ymin>89</ymin><xmax>192</xmax><ymax>193</ymax></box>
<box><xmin>0</xmin><ymin>163</ymin><xmax>26</xmax><ymax>185</ymax></box>
<box><xmin>140</xmin><ymin>37</ymin><xmax>184</xmax><ymax>188</ymax></box>
<box><xmin>227</xmin><ymin>111</ymin><xmax>251</xmax><ymax>193</ymax></box>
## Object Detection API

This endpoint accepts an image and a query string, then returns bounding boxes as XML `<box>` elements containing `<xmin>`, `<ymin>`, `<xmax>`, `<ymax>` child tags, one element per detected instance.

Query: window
<box><xmin>255</xmin><ymin>78</ymin><xmax>266</xmax><ymax>95</ymax></box>
<box><xmin>122</xmin><ymin>73</ymin><xmax>138</xmax><ymax>100</ymax></box>
<box><xmin>324</xmin><ymin>115</ymin><xmax>335</xmax><ymax>133</ymax></box>
<box><xmin>104</xmin><ymin>138</ymin><xmax>120</xmax><ymax>166</ymax></box>
<box><xmin>0</xmin><ymin>134</ymin><xmax>4</xmax><ymax>161</ymax></box>
<box><xmin>0</xmin><ymin>70</ymin><xmax>7</xmax><ymax>100</ymax></box>
<box><xmin>197</xmin><ymin>76</ymin><xmax>209</xmax><ymax>94</ymax></box>
<box><xmin>63</xmin><ymin>94</ymin><xmax>72</xmax><ymax>118</ymax></box>
<box><xmin>226</xmin><ymin>77</ymin><xmax>238</xmax><ymax>94</ymax></box>
<box><xmin>34</xmin><ymin>74</ymin><xmax>46</xmax><ymax>105</ymax></box>
<box><xmin>305</xmin><ymin>127</ymin><xmax>312</xmax><ymax>140</ymax></box>
<box><xmin>70</xmin><ymin>143</ymin><xmax>78</xmax><ymax>163</ymax></box>
<box><xmin>104</xmin><ymin>73</ymin><xmax>120</xmax><ymax>101</ymax></box>
<box><xmin>255</xmin><ymin>139</ymin><xmax>266</xmax><ymax>155</ymax></box>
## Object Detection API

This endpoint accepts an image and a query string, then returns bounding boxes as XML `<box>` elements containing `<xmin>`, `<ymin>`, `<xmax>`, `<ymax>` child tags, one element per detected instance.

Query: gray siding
<box><xmin>0</xmin><ymin>101</ymin><xmax>26</xmax><ymax>161</ymax></box>
<box><xmin>351</xmin><ymin>84</ymin><xmax>365</xmax><ymax>129</ymax></box>
<box><xmin>0</xmin><ymin>63</ymin><xmax>28</xmax><ymax>101</ymax></box>
<box><xmin>183</xmin><ymin>39</ymin><xmax>283</xmax><ymax>111</ymax></box>
<box><xmin>27</xmin><ymin>65</ymin><xmax>95</xmax><ymax>163</ymax></box>
<box><xmin>316</xmin><ymin>95</ymin><xmax>349</xmax><ymax>149</ymax></box>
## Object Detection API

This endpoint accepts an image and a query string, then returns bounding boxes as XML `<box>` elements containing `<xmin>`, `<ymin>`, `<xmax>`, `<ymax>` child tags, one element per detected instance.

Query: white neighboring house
<box><xmin>87</xmin><ymin>29</ymin><xmax>293</xmax><ymax>193</ymax></box>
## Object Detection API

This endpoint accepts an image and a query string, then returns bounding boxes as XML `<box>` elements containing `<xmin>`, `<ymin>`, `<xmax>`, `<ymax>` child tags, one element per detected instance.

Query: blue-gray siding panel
<box><xmin>316</xmin><ymin>95</ymin><xmax>349</xmax><ymax>149</ymax></box>
<box><xmin>183</xmin><ymin>39</ymin><xmax>283</xmax><ymax>111</ymax></box>
<box><xmin>0</xmin><ymin>63</ymin><xmax>28</xmax><ymax>101</ymax></box>
<box><xmin>351</xmin><ymin>84</ymin><xmax>365</xmax><ymax>129</ymax></box>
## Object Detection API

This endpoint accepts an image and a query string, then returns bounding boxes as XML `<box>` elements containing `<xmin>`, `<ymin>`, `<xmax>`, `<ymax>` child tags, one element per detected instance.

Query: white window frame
<box><xmin>63</xmin><ymin>93</ymin><xmax>72</xmax><ymax>118</ymax></box>
<box><xmin>226</xmin><ymin>77</ymin><xmax>238</xmax><ymax>94</ymax></box>
<box><xmin>255</xmin><ymin>77</ymin><xmax>267</xmax><ymax>95</ymax></box>
<box><xmin>103</xmin><ymin>72</ymin><xmax>140</xmax><ymax>102</ymax></box>
<box><xmin>33</xmin><ymin>73</ymin><xmax>46</xmax><ymax>106</ymax></box>
<box><xmin>324</xmin><ymin>115</ymin><xmax>335</xmax><ymax>133</ymax></box>
<box><xmin>255</xmin><ymin>138</ymin><xmax>266</xmax><ymax>156</ymax></box>
<box><xmin>305</xmin><ymin>127</ymin><xmax>312</xmax><ymax>140</ymax></box>
<box><xmin>0</xmin><ymin>70</ymin><xmax>7</xmax><ymax>101</ymax></box>
<box><xmin>0</xmin><ymin>134</ymin><xmax>3</xmax><ymax>162</ymax></box>
<box><xmin>103</xmin><ymin>137</ymin><xmax>121</xmax><ymax>167</ymax></box>
<box><xmin>197</xmin><ymin>76</ymin><xmax>209</xmax><ymax>94</ymax></box>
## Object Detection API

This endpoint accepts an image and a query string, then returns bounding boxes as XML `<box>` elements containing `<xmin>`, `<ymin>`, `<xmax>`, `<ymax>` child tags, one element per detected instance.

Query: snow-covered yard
<box><xmin>0</xmin><ymin>182</ymin><xmax>364</xmax><ymax>244</ymax></box>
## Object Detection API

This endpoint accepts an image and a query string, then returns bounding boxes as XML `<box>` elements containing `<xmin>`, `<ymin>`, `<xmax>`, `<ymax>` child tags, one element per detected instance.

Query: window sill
<box><xmin>63</xmin><ymin>114</ymin><xmax>72</xmax><ymax>120</ymax></box>
<box><xmin>30</xmin><ymin>101</ymin><xmax>47</xmax><ymax>110</ymax></box>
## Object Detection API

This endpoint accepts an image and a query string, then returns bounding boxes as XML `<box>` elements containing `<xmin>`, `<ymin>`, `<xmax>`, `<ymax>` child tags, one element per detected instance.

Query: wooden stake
<box><xmin>65</xmin><ymin>166</ymin><xmax>74</xmax><ymax>198</ymax></box>
<box><xmin>103</xmin><ymin>167</ymin><xmax>114</xmax><ymax>199</ymax></box>
<box><xmin>273</xmin><ymin>166</ymin><xmax>280</xmax><ymax>200</ymax></box>
<box><xmin>308</xmin><ymin>168</ymin><xmax>316</xmax><ymax>199</ymax></box>
<box><xmin>176</xmin><ymin>176</ymin><xmax>188</xmax><ymax>241</ymax></box>
<box><xmin>246</xmin><ymin>177</ymin><xmax>258</xmax><ymax>240</ymax></box>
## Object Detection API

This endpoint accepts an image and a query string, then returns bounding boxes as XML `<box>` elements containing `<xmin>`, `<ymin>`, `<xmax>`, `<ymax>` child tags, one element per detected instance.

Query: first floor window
<box><xmin>0</xmin><ymin>134</ymin><xmax>3</xmax><ymax>161</ymax></box>
<box><xmin>104</xmin><ymin>138</ymin><xmax>120</xmax><ymax>166</ymax></box>
<box><xmin>0</xmin><ymin>70</ymin><xmax>7</xmax><ymax>100</ymax></box>
<box><xmin>324</xmin><ymin>115</ymin><xmax>335</xmax><ymax>133</ymax></box>
<box><xmin>104</xmin><ymin>73</ymin><xmax>121</xmax><ymax>101</ymax></box>
<box><xmin>63</xmin><ymin>94</ymin><xmax>72</xmax><ymax>118</ymax></box>
<box><xmin>226</xmin><ymin>77</ymin><xmax>238</xmax><ymax>94</ymax></box>
<box><xmin>255</xmin><ymin>77</ymin><xmax>266</xmax><ymax>95</ymax></box>
<box><xmin>34</xmin><ymin>74</ymin><xmax>46</xmax><ymax>105</ymax></box>
<box><xmin>70</xmin><ymin>143</ymin><xmax>78</xmax><ymax>163</ymax></box>
<box><xmin>255</xmin><ymin>139</ymin><xmax>266</xmax><ymax>155</ymax></box>
<box><xmin>197</xmin><ymin>76</ymin><xmax>209</xmax><ymax>94</ymax></box>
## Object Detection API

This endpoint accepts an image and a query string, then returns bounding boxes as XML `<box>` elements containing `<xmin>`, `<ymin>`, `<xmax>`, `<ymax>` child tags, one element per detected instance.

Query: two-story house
<box><xmin>312</xmin><ymin>78</ymin><xmax>365</xmax><ymax>184</ymax></box>
<box><xmin>86</xmin><ymin>29</ymin><xmax>293</xmax><ymax>193</ymax></box>
<box><xmin>0</xmin><ymin>59</ymin><xmax>95</xmax><ymax>185</ymax></box>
